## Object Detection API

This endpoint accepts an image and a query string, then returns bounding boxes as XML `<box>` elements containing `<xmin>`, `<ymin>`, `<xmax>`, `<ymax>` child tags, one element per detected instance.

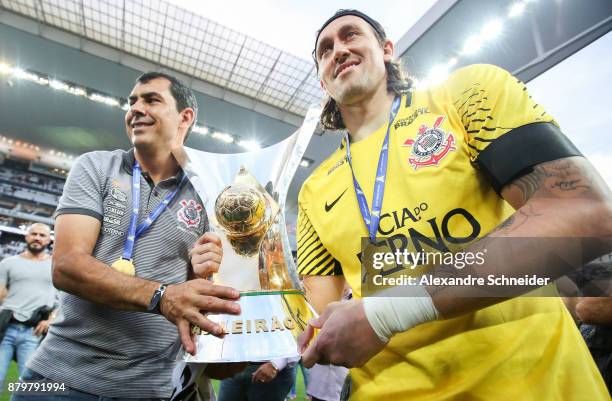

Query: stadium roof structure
<box><xmin>0</xmin><ymin>0</ymin><xmax>322</xmax><ymax>121</ymax></box>
<box><xmin>396</xmin><ymin>0</ymin><xmax>612</xmax><ymax>88</ymax></box>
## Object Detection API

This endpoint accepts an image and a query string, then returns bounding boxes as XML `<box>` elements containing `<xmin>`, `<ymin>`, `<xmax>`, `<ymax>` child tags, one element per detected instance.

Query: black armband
<box><xmin>476</xmin><ymin>122</ymin><xmax>582</xmax><ymax>193</ymax></box>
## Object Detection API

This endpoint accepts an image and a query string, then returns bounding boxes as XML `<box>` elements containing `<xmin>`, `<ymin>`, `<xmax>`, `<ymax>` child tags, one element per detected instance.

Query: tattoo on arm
<box><xmin>509</xmin><ymin>158</ymin><xmax>593</xmax><ymax>205</ymax></box>
<box><xmin>510</xmin><ymin>169</ymin><xmax>542</xmax><ymax>203</ymax></box>
<box><xmin>489</xmin><ymin>205</ymin><xmax>543</xmax><ymax>236</ymax></box>
<box><xmin>498</xmin><ymin>215</ymin><xmax>515</xmax><ymax>230</ymax></box>
<box><xmin>427</xmin><ymin>158</ymin><xmax>611</xmax><ymax>305</ymax></box>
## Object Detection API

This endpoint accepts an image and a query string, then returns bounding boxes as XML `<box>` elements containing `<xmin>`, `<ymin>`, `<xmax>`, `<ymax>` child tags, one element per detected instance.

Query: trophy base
<box><xmin>184</xmin><ymin>290</ymin><xmax>314</xmax><ymax>363</ymax></box>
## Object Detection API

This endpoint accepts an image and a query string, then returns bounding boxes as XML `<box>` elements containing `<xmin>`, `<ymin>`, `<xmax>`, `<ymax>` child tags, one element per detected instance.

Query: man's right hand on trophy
<box><xmin>160</xmin><ymin>232</ymin><xmax>241</xmax><ymax>355</ymax></box>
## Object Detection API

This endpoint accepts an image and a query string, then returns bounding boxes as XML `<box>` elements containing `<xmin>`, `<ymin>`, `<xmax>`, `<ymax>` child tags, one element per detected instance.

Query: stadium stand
<box><xmin>0</xmin><ymin>157</ymin><xmax>60</xmax><ymax>258</ymax></box>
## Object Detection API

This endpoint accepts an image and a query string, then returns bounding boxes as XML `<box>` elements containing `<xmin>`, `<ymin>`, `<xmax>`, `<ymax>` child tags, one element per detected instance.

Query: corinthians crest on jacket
<box><xmin>178</xmin><ymin>199</ymin><xmax>203</xmax><ymax>228</ymax></box>
<box><xmin>403</xmin><ymin>116</ymin><xmax>456</xmax><ymax>170</ymax></box>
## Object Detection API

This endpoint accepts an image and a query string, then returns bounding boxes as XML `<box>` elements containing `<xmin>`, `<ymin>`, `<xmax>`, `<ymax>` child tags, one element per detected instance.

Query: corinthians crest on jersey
<box><xmin>178</xmin><ymin>199</ymin><xmax>203</xmax><ymax>228</ymax></box>
<box><xmin>403</xmin><ymin>116</ymin><xmax>456</xmax><ymax>170</ymax></box>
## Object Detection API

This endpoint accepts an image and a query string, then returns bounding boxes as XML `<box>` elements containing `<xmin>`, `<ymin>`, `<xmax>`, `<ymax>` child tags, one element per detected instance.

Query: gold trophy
<box><xmin>173</xmin><ymin>106</ymin><xmax>320</xmax><ymax>362</ymax></box>
<box><xmin>216</xmin><ymin>180</ymin><xmax>269</xmax><ymax>258</ymax></box>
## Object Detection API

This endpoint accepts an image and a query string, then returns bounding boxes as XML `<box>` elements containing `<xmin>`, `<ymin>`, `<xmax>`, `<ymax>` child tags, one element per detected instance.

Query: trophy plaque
<box><xmin>173</xmin><ymin>106</ymin><xmax>321</xmax><ymax>362</ymax></box>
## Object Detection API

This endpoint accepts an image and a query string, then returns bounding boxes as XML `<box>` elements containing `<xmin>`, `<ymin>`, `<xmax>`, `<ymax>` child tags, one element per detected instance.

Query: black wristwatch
<box><xmin>147</xmin><ymin>283</ymin><xmax>168</xmax><ymax>314</ymax></box>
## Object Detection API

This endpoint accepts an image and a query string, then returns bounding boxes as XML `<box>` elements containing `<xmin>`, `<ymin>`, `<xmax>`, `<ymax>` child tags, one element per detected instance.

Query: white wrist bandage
<box><xmin>362</xmin><ymin>286</ymin><xmax>439</xmax><ymax>343</ymax></box>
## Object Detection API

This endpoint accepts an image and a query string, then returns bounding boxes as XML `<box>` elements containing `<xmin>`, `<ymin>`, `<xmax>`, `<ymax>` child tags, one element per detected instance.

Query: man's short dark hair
<box><xmin>312</xmin><ymin>10</ymin><xmax>413</xmax><ymax>130</ymax></box>
<box><xmin>135</xmin><ymin>71</ymin><xmax>198</xmax><ymax>141</ymax></box>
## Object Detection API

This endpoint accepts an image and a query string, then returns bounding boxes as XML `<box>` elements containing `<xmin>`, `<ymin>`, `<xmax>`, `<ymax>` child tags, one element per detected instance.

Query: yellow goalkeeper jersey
<box><xmin>297</xmin><ymin>64</ymin><xmax>609</xmax><ymax>400</ymax></box>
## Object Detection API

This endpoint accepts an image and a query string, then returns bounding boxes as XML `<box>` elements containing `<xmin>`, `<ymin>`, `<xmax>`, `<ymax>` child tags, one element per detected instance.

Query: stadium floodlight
<box><xmin>13</xmin><ymin>68</ymin><xmax>47</xmax><ymax>85</ymax></box>
<box><xmin>192</xmin><ymin>125</ymin><xmax>209</xmax><ymax>135</ymax></box>
<box><xmin>1</xmin><ymin>58</ymin><xmax>221</xmax><ymax>144</ymax></box>
<box><xmin>426</xmin><ymin>64</ymin><xmax>450</xmax><ymax>86</ymax></box>
<box><xmin>447</xmin><ymin>58</ymin><xmax>458</xmax><ymax>68</ymax></box>
<box><xmin>238</xmin><ymin>139</ymin><xmax>261</xmax><ymax>151</ymax></box>
<box><xmin>89</xmin><ymin>93</ymin><xmax>120</xmax><ymax>107</ymax></box>
<box><xmin>481</xmin><ymin>19</ymin><xmax>503</xmax><ymax>41</ymax></box>
<box><xmin>70</xmin><ymin>87</ymin><xmax>87</xmax><ymax>96</ymax></box>
<box><xmin>509</xmin><ymin>2</ymin><xmax>526</xmax><ymax>18</ymax></box>
<box><xmin>413</xmin><ymin>78</ymin><xmax>430</xmax><ymax>90</ymax></box>
<box><xmin>0</xmin><ymin>63</ymin><xmax>12</xmax><ymax>75</ymax></box>
<box><xmin>212</xmin><ymin>131</ymin><xmax>234</xmax><ymax>143</ymax></box>
<box><xmin>461</xmin><ymin>35</ymin><xmax>483</xmax><ymax>55</ymax></box>
<box><xmin>50</xmin><ymin>80</ymin><xmax>70</xmax><ymax>91</ymax></box>
<box><xmin>50</xmin><ymin>80</ymin><xmax>86</xmax><ymax>97</ymax></box>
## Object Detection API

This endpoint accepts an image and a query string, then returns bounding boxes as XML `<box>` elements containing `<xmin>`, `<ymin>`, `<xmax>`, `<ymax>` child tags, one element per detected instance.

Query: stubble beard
<box><xmin>26</xmin><ymin>242</ymin><xmax>45</xmax><ymax>254</ymax></box>
<box><xmin>332</xmin><ymin>65</ymin><xmax>388</xmax><ymax>107</ymax></box>
<box><xmin>333</xmin><ymin>75</ymin><xmax>371</xmax><ymax>106</ymax></box>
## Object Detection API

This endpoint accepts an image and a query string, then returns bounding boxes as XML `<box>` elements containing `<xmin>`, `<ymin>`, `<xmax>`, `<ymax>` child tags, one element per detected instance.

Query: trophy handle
<box><xmin>271</xmin><ymin>105</ymin><xmax>322</xmax><ymax>206</ymax></box>
<box><xmin>267</xmin><ymin>106</ymin><xmax>322</xmax><ymax>290</ymax></box>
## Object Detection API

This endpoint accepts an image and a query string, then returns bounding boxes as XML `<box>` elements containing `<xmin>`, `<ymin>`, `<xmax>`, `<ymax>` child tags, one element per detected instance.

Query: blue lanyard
<box><xmin>345</xmin><ymin>96</ymin><xmax>401</xmax><ymax>243</ymax></box>
<box><xmin>121</xmin><ymin>161</ymin><xmax>187</xmax><ymax>260</ymax></box>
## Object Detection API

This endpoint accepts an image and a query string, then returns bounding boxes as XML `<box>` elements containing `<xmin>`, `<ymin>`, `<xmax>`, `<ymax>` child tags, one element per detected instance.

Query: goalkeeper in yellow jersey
<box><xmin>296</xmin><ymin>9</ymin><xmax>612</xmax><ymax>401</ymax></box>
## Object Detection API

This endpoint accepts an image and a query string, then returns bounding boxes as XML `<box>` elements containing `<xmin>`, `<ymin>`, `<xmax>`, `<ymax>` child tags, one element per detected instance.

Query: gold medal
<box><xmin>111</xmin><ymin>258</ymin><xmax>136</xmax><ymax>276</ymax></box>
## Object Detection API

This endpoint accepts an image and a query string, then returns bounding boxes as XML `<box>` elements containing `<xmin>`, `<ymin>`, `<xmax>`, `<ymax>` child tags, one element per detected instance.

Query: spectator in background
<box><xmin>287</xmin><ymin>360</ymin><xmax>310</xmax><ymax>400</ymax></box>
<box><xmin>305</xmin><ymin>364</ymin><xmax>348</xmax><ymax>401</ymax></box>
<box><xmin>218</xmin><ymin>358</ymin><xmax>297</xmax><ymax>401</ymax></box>
<box><xmin>578</xmin><ymin>297</ymin><xmax>612</xmax><ymax>393</ymax></box>
<box><xmin>0</xmin><ymin>223</ymin><xmax>56</xmax><ymax>388</ymax></box>
<box><xmin>561</xmin><ymin>254</ymin><xmax>612</xmax><ymax>393</ymax></box>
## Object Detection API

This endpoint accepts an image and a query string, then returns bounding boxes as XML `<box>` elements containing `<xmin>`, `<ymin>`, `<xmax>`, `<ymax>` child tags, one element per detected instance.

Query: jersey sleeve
<box><xmin>297</xmin><ymin>204</ymin><xmax>343</xmax><ymax>276</ymax></box>
<box><xmin>55</xmin><ymin>152</ymin><xmax>105</xmax><ymax>220</ymax></box>
<box><xmin>445</xmin><ymin>64</ymin><xmax>581</xmax><ymax>192</ymax></box>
